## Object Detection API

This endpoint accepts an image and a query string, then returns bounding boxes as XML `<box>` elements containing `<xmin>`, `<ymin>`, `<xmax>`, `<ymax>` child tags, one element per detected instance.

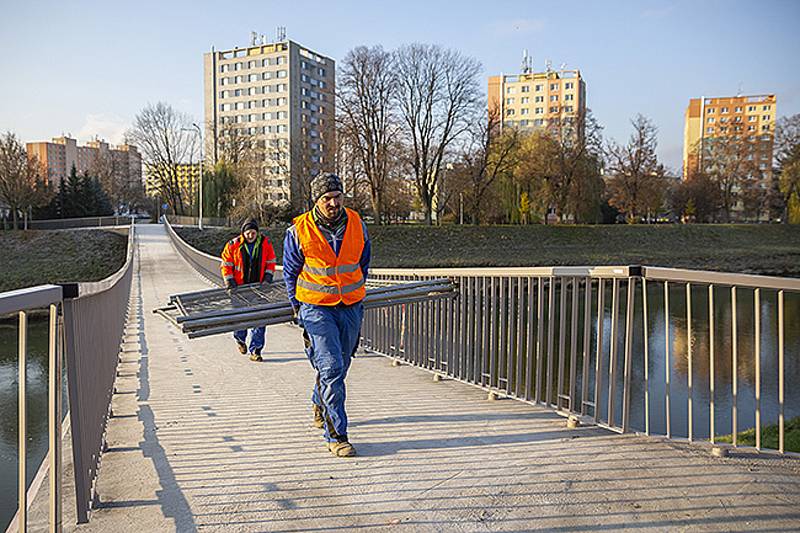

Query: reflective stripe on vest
<box><xmin>294</xmin><ymin>208</ymin><xmax>366</xmax><ymax>306</ymax></box>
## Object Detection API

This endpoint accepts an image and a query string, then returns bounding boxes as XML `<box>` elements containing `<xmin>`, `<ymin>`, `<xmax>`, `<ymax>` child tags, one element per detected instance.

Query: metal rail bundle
<box><xmin>155</xmin><ymin>278</ymin><xmax>457</xmax><ymax>338</ymax></box>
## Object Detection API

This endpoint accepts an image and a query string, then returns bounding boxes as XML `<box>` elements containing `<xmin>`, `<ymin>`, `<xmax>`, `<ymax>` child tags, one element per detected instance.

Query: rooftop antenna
<box><xmin>737</xmin><ymin>82</ymin><xmax>743</xmax><ymax>97</ymax></box>
<box><xmin>559</xmin><ymin>62</ymin><xmax>567</xmax><ymax>71</ymax></box>
<box><xmin>277</xmin><ymin>26</ymin><xmax>286</xmax><ymax>41</ymax></box>
<box><xmin>521</xmin><ymin>49</ymin><xmax>533</xmax><ymax>73</ymax></box>
<box><xmin>545</xmin><ymin>59</ymin><xmax>552</xmax><ymax>72</ymax></box>
<box><xmin>260</xmin><ymin>34</ymin><xmax>266</xmax><ymax>45</ymax></box>
<box><xmin>250</xmin><ymin>31</ymin><xmax>258</xmax><ymax>46</ymax></box>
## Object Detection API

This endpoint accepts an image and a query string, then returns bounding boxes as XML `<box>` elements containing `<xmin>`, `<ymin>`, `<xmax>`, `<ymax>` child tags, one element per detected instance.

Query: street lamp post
<box><xmin>184</xmin><ymin>123</ymin><xmax>204</xmax><ymax>230</ymax></box>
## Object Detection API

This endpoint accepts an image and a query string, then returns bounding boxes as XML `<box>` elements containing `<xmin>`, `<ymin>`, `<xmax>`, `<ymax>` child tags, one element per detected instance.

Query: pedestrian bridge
<box><xmin>7</xmin><ymin>222</ymin><xmax>800</xmax><ymax>532</ymax></box>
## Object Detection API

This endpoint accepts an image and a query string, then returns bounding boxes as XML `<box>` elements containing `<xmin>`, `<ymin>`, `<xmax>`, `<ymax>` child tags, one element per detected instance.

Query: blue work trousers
<box><xmin>233</xmin><ymin>326</ymin><xmax>266</xmax><ymax>354</ymax></box>
<box><xmin>299</xmin><ymin>302</ymin><xmax>363</xmax><ymax>443</ymax></box>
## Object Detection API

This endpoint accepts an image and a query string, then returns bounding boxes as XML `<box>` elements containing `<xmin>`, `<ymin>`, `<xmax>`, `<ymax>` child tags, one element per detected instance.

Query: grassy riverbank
<box><xmin>176</xmin><ymin>224</ymin><xmax>800</xmax><ymax>277</ymax></box>
<box><xmin>716</xmin><ymin>416</ymin><xmax>800</xmax><ymax>453</ymax></box>
<box><xmin>0</xmin><ymin>229</ymin><xmax>128</xmax><ymax>293</ymax></box>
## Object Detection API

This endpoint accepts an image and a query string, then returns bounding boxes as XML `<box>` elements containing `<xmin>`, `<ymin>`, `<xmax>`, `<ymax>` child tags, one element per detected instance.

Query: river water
<box><xmin>0</xmin><ymin>288</ymin><xmax>798</xmax><ymax>529</ymax></box>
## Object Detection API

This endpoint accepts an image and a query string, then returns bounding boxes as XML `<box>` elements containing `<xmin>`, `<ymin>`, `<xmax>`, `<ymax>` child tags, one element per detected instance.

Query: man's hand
<box><xmin>292</xmin><ymin>305</ymin><xmax>302</xmax><ymax>327</ymax></box>
<box><xmin>225</xmin><ymin>279</ymin><xmax>236</xmax><ymax>296</ymax></box>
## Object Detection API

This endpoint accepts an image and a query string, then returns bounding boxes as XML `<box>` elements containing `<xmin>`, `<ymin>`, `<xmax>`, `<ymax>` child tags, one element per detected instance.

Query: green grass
<box><xmin>176</xmin><ymin>224</ymin><xmax>800</xmax><ymax>277</ymax></box>
<box><xmin>716</xmin><ymin>416</ymin><xmax>800</xmax><ymax>453</ymax></box>
<box><xmin>0</xmin><ymin>229</ymin><xmax>128</xmax><ymax>293</ymax></box>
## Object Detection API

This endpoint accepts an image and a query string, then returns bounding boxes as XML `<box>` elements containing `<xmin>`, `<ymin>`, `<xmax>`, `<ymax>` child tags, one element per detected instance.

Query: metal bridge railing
<box><xmin>362</xmin><ymin>266</ymin><xmax>800</xmax><ymax>457</ymax></box>
<box><xmin>2</xmin><ymin>221</ymin><xmax>136</xmax><ymax>532</ymax></box>
<box><xmin>160</xmin><ymin>224</ymin><xmax>800</xmax><ymax>457</ymax></box>
<box><xmin>24</xmin><ymin>215</ymin><xmax>137</xmax><ymax>230</ymax></box>
<box><xmin>164</xmin><ymin>218</ymin><xmax>224</xmax><ymax>287</ymax></box>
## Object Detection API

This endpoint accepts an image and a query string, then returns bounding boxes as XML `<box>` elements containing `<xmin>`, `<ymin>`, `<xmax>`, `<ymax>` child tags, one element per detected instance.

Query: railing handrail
<box><xmin>370</xmin><ymin>266</ymin><xmax>635</xmax><ymax>278</ymax></box>
<box><xmin>0</xmin><ymin>284</ymin><xmax>63</xmax><ymax>315</ymax></box>
<box><xmin>79</xmin><ymin>223</ymin><xmax>136</xmax><ymax>296</ymax></box>
<box><xmin>642</xmin><ymin>265</ymin><xmax>800</xmax><ymax>292</ymax></box>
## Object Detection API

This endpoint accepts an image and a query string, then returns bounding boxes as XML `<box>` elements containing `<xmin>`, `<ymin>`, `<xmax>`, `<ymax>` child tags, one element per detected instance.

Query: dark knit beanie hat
<box><xmin>310</xmin><ymin>173</ymin><xmax>343</xmax><ymax>202</ymax></box>
<box><xmin>240</xmin><ymin>218</ymin><xmax>259</xmax><ymax>234</ymax></box>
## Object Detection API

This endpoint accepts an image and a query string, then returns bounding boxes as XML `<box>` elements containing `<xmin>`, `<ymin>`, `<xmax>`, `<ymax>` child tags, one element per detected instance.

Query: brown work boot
<box><xmin>236</xmin><ymin>341</ymin><xmax>247</xmax><ymax>354</ymax></box>
<box><xmin>249</xmin><ymin>353</ymin><xmax>263</xmax><ymax>362</ymax></box>
<box><xmin>327</xmin><ymin>440</ymin><xmax>356</xmax><ymax>457</ymax></box>
<box><xmin>313</xmin><ymin>405</ymin><xmax>324</xmax><ymax>428</ymax></box>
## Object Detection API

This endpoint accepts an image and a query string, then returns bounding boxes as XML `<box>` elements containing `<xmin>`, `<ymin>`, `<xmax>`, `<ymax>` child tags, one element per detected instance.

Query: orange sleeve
<box><xmin>263</xmin><ymin>237</ymin><xmax>277</xmax><ymax>273</ymax></box>
<box><xmin>220</xmin><ymin>242</ymin><xmax>236</xmax><ymax>283</ymax></box>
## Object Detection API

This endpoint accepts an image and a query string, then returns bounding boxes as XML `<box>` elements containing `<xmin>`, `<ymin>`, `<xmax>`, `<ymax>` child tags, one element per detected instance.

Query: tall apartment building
<box><xmin>488</xmin><ymin>67</ymin><xmax>586</xmax><ymax>131</ymax></box>
<box><xmin>204</xmin><ymin>37</ymin><xmax>335</xmax><ymax>208</ymax></box>
<box><xmin>682</xmin><ymin>94</ymin><xmax>776</xmax><ymax>179</ymax></box>
<box><xmin>26</xmin><ymin>136</ymin><xmax>143</xmax><ymax>190</ymax></box>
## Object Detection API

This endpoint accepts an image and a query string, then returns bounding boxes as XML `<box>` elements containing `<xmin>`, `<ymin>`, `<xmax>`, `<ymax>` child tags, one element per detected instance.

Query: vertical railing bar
<box><xmin>482</xmin><ymin>277</ymin><xmax>490</xmax><ymax>386</ymax></box>
<box><xmin>731</xmin><ymin>286</ymin><xmax>738</xmax><ymax>447</ymax></box>
<box><xmin>525</xmin><ymin>277</ymin><xmax>535</xmax><ymax>400</ymax></box>
<box><xmin>19</xmin><ymin>309</ymin><xmax>28</xmax><ymax>533</ymax></box>
<box><xmin>709</xmin><ymin>284</ymin><xmax>715</xmax><ymax>444</ymax></box>
<box><xmin>754</xmin><ymin>287</ymin><xmax>761</xmax><ymax>451</ymax></box>
<box><xmin>516</xmin><ymin>277</ymin><xmax>525</xmax><ymax>398</ymax></box>
<box><xmin>500</xmin><ymin>277</ymin><xmax>510</xmax><ymax>392</ymax></box>
<box><xmin>557</xmin><ymin>276</ymin><xmax>568</xmax><ymax>409</ymax></box>
<box><xmin>664</xmin><ymin>281</ymin><xmax>671</xmax><ymax>439</ymax></box>
<box><xmin>642</xmin><ymin>277</ymin><xmax>650</xmax><ymax>435</ymax></box>
<box><xmin>607</xmin><ymin>278</ymin><xmax>620</xmax><ymax>427</ymax></box>
<box><xmin>535</xmin><ymin>278</ymin><xmax>544</xmax><ymax>404</ymax></box>
<box><xmin>460</xmin><ymin>277</ymin><xmax>467</xmax><ymax>380</ymax></box>
<box><xmin>569</xmin><ymin>277</ymin><xmax>579</xmax><ymax>413</ymax></box>
<box><xmin>581</xmin><ymin>277</ymin><xmax>592</xmax><ymax>416</ymax></box>
<box><xmin>778</xmin><ymin>289</ymin><xmax>785</xmax><ymax>454</ymax></box>
<box><xmin>546</xmin><ymin>276</ymin><xmax>556</xmax><ymax>407</ymax></box>
<box><xmin>49</xmin><ymin>303</ymin><xmax>62</xmax><ymax>533</ymax></box>
<box><xmin>593</xmin><ymin>278</ymin><xmax>605</xmax><ymax>422</ymax></box>
<box><xmin>622</xmin><ymin>276</ymin><xmax>635</xmax><ymax>432</ymax></box>
<box><xmin>490</xmin><ymin>277</ymin><xmax>498</xmax><ymax>388</ymax></box>
<box><xmin>686</xmin><ymin>282</ymin><xmax>693</xmax><ymax>442</ymax></box>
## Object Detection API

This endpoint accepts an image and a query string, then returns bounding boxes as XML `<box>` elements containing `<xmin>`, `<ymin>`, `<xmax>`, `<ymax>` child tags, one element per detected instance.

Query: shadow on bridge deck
<box><xmin>31</xmin><ymin>224</ymin><xmax>800</xmax><ymax>532</ymax></box>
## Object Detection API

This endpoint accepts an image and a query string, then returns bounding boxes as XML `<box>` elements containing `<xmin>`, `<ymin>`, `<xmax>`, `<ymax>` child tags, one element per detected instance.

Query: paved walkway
<box><xmin>31</xmin><ymin>224</ymin><xmax>800</xmax><ymax>532</ymax></box>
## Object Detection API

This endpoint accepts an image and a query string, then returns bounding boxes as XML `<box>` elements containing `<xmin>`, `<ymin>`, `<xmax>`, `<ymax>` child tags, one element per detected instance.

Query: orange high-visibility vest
<box><xmin>294</xmin><ymin>208</ymin><xmax>366</xmax><ymax>306</ymax></box>
<box><xmin>220</xmin><ymin>235</ymin><xmax>276</xmax><ymax>286</ymax></box>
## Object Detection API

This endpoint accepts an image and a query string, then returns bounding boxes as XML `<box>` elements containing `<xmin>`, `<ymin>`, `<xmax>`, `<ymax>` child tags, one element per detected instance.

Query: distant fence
<box><xmin>20</xmin><ymin>216</ymin><xmax>137</xmax><ymax>230</ymax></box>
<box><xmin>167</xmin><ymin>214</ymin><xmax>234</xmax><ymax>228</ymax></box>
<box><xmin>1</xmin><ymin>219</ymin><xmax>136</xmax><ymax>531</ymax></box>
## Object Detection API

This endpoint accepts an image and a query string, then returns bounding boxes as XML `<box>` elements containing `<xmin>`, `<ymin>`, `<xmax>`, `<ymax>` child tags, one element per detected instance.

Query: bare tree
<box><xmin>337</xmin><ymin>45</ymin><xmax>399</xmax><ymax>224</ymax></box>
<box><xmin>456</xmin><ymin>105</ymin><xmax>520</xmax><ymax>224</ymax></box>
<box><xmin>0</xmin><ymin>132</ymin><xmax>47</xmax><ymax>229</ymax></box>
<box><xmin>395</xmin><ymin>43</ymin><xmax>482</xmax><ymax>225</ymax></box>
<box><xmin>695</xmin><ymin>124</ymin><xmax>762</xmax><ymax>222</ymax></box>
<box><xmin>126</xmin><ymin>103</ymin><xmax>196</xmax><ymax>215</ymax></box>
<box><xmin>606</xmin><ymin>115</ymin><xmax>668</xmax><ymax>223</ymax></box>
<box><xmin>545</xmin><ymin>108</ymin><xmax>604</xmax><ymax>222</ymax></box>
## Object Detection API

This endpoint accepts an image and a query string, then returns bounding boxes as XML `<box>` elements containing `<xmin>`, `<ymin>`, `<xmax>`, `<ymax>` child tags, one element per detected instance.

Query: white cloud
<box><xmin>489</xmin><ymin>18</ymin><xmax>546</xmax><ymax>36</ymax></box>
<box><xmin>76</xmin><ymin>113</ymin><xmax>130</xmax><ymax>145</ymax></box>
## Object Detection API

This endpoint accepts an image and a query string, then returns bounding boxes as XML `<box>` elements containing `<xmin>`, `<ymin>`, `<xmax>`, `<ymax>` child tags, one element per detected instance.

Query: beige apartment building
<box><xmin>488</xmin><ymin>68</ymin><xmax>586</xmax><ymax>131</ymax></box>
<box><xmin>203</xmin><ymin>37</ymin><xmax>335</xmax><ymax>208</ymax></box>
<box><xmin>682</xmin><ymin>94</ymin><xmax>776</xmax><ymax>179</ymax></box>
<box><xmin>27</xmin><ymin>136</ymin><xmax>142</xmax><ymax>190</ymax></box>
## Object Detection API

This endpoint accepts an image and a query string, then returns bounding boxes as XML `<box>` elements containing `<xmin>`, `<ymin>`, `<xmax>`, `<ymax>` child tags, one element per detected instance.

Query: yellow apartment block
<box><xmin>145</xmin><ymin>163</ymin><xmax>201</xmax><ymax>202</ymax></box>
<box><xmin>488</xmin><ymin>68</ymin><xmax>586</xmax><ymax>131</ymax></box>
<box><xmin>682</xmin><ymin>94</ymin><xmax>776</xmax><ymax>179</ymax></box>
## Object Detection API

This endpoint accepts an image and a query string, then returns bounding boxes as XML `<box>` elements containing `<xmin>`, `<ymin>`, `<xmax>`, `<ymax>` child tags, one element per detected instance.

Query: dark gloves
<box><xmin>225</xmin><ymin>279</ymin><xmax>236</xmax><ymax>295</ymax></box>
<box><xmin>292</xmin><ymin>305</ymin><xmax>302</xmax><ymax>327</ymax></box>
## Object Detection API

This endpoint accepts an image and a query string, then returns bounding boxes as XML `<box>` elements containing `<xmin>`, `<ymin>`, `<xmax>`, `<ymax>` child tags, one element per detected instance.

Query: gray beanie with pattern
<box><xmin>310</xmin><ymin>173</ymin><xmax>343</xmax><ymax>202</ymax></box>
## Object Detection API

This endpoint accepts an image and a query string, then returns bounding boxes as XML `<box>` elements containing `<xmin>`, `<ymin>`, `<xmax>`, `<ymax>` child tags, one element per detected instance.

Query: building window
<box><xmin>762</xmin><ymin>115</ymin><xmax>770</xmax><ymax>121</ymax></box>
<box><xmin>535</xmin><ymin>107</ymin><xmax>543</xmax><ymax>114</ymax></box>
<box><xmin>720</xmin><ymin>117</ymin><xmax>728</xmax><ymax>123</ymax></box>
<box><xmin>277</xmin><ymin>70</ymin><xmax>287</xmax><ymax>78</ymax></box>
<box><xmin>565</xmin><ymin>94</ymin><xmax>574</xmax><ymax>101</ymax></box>
<box><xmin>234</xmin><ymin>62</ymin><xmax>242</xmax><ymax>71</ymax></box>
<box><xmin>748</xmin><ymin>105</ymin><xmax>756</xmax><ymax>112</ymax></box>
<box><xmin>506</xmin><ymin>97</ymin><xmax>514</xmax><ymax>105</ymax></box>
<box><xmin>521</xmin><ymin>108</ymin><xmax>529</xmax><ymax>115</ymax></box>
<box><xmin>249</xmin><ymin>74</ymin><xmax>258</xmax><ymax>82</ymax></box>
<box><xmin>506</xmin><ymin>109</ymin><xmax>515</xmax><ymax>116</ymax></box>
<box><xmin>535</xmin><ymin>84</ymin><xmax>543</xmax><ymax>91</ymax></box>
<box><xmin>519</xmin><ymin>120</ymin><xmax>529</xmax><ymax>126</ymax></box>
<box><xmin>762</xmin><ymin>105</ymin><xmax>770</xmax><ymax>111</ymax></box>
<box><xmin>564</xmin><ymin>106</ymin><xmax>574</xmax><ymax>113</ymax></box>
<box><xmin>706</xmin><ymin>108</ymin><xmax>715</xmax><ymax>114</ymax></box>
<box><xmin>521</xmin><ymin>86</ymin><xmax>530</xmax><ymax>93</ymax></box>
<box><xmin>318</xmin><ymin>68</ymin><xmax>326</xmax><ymax>77</ymax></box>
<box><xmin>550</xmin><ymin>95</ymin><xmax>558</xmax><ymax>101</ymax></box>
<box><xmin>521</xmin><ymin>97</ymin><xmax>529</xmax><ymax>104</ymax></box>
<box><xmin>550</xmin><ymin>83</ymin><xmax>558</xmax><ymax>91</ymax></box>
<box><xmin>706</xmin><ymin>127</ymin><xmax>714</xmax><ymax>134</ymax></box>
<box><xmin>748</xmin><ymin>125</ymin><xmax>755</xmax><ymax>131</ymax></box>
<box><xmin>248</xmin><ymin>60</ymin><xmax>257</xmax><ymax>69</ymax></box>
<box><xmin>549</xmin><ymin>106</ymin><xmax>559</xmax><ymax>113</ymax></box>
<box><xmin>721</xmin><ymin>107</ymin><xmax>728</xmax><ymax>113</ymax></box>
<box><xmin>506</xmin><ymin>87</ymin><xmax>515</xmax><ymax>94</ymax></box>
<box><xmin>535</xmin><ymin>96</ymin><xmax>544</xmax><ymax>103</ymax></box>
<box><xmin>749</xmin><ymin>115</ymin><xmax>757</xmax><ymax>122</ymax></box>
<box><xmin>735</xmin><ymin>106</ymin><xmax>742</xmax><ymax>112</ymax></box>
<box><xmin>534</xmin><ymin>119</ymin><xmax>544</xmax><ymax>126</ymax></box>
<box><xmin>565</xmin><ymin>82</ymin><xmax>574</xmax><ymax>89</ymax></box>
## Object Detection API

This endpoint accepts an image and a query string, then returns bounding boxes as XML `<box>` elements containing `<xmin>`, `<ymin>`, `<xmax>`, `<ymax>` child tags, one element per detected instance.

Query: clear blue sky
<box><xmin>2</xmin><ymin>0</ymin><xmax>798</xmax><ymax>172</ymax></box>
